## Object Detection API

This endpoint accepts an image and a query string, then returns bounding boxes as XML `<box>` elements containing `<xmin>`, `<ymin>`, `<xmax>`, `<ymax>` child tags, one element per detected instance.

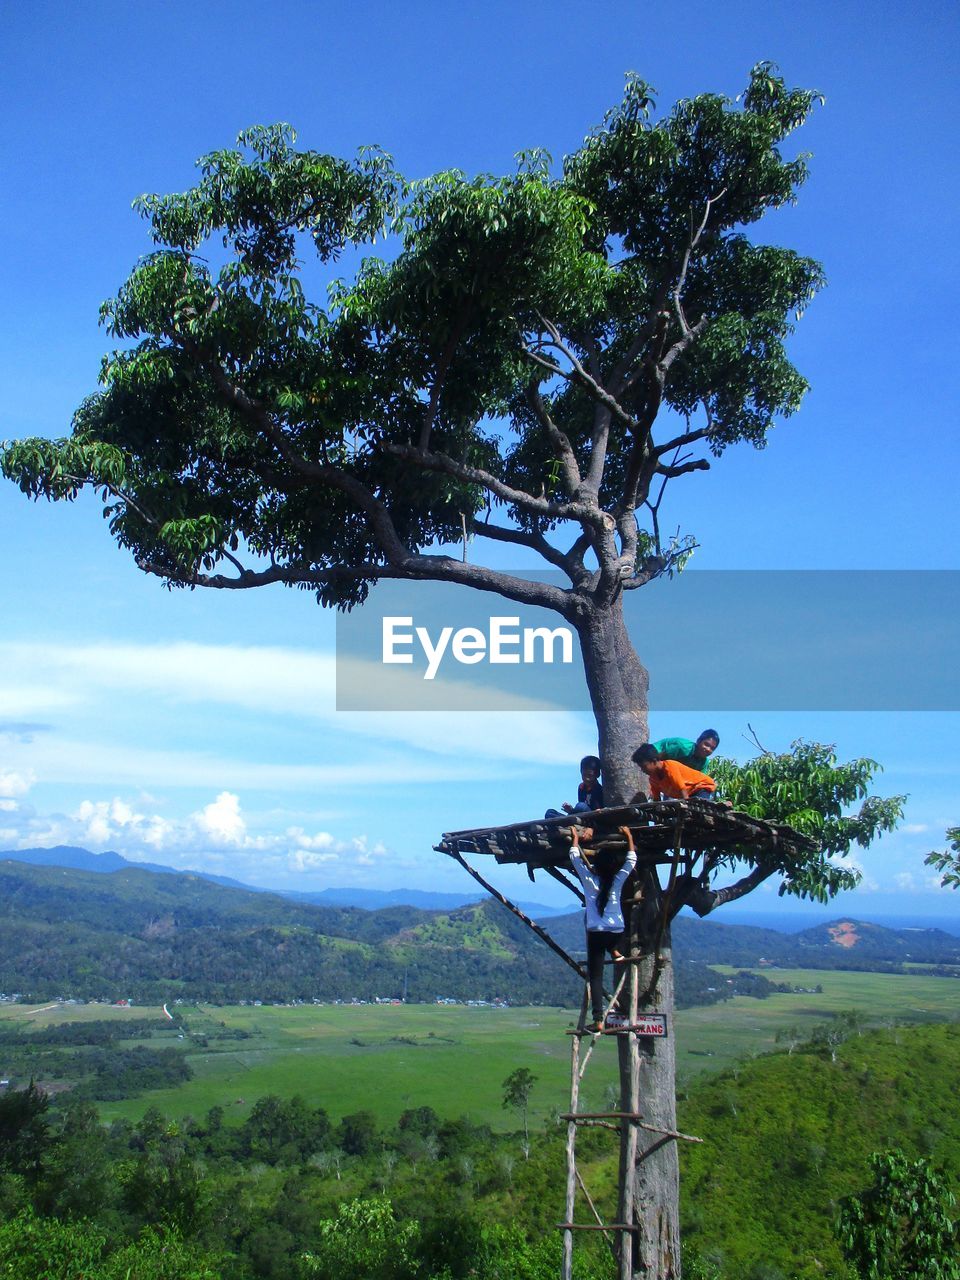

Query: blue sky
<box><xmin>1</xmin><ymin>1</ymin><xmax>958</xmax><ymax>921</ymax></box>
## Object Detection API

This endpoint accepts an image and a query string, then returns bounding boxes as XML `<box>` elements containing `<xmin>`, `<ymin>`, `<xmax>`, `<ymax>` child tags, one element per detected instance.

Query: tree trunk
<box><xmin>575</xmin><ymin>598</ymin><xmax>649</xmax><ymax>806</ymax></box>
<box><xmin>629</xmin><ymin>922</ymin><xmax>681</xmax><ymax>1279</ymax></box>
<box><xmin>578</xmin><ymin>597</ymin><xmax>681</xmax><ymax>1278</ymax></box>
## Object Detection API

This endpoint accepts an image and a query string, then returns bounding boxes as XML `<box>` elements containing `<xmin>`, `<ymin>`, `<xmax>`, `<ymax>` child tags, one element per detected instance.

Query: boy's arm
<box><xmin>617</xmin><ymin>826</ymin><xmax>638</xmax><ymax>874</ymax></box>
<box><xmin>567</xmin><ymin>828</ymin><xmax>591</xmax><ymax>887</ymax></box>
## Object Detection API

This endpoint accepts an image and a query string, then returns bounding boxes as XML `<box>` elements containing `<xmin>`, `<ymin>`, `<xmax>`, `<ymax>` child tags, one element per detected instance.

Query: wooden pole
<box><xmin>617</xmin><ymin>893</ymin><xmax>642</xmax><ymax>1280</ymax></box>
<box><xmin>563</xmin><ymin>986</ymin><xmax>589</xmax><ymax>1280</ymax></box>
<box><xmin>576</xmin><ymin>1168</ymin><xmax>620</xmax><ymax>1264</ymax></box>
<box><xmin>443</xmin><ymin>845</ymin><xmax>586</xmax><ymax>980</ymax></box>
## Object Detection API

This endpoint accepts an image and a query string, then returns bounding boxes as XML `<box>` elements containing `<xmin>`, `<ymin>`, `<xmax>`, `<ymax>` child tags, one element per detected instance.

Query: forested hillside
<box><xmin>0</xmin><ymin>1020</ymin><xmax>957</xmax><ymax>1278</ymax></box>
<box><xmin>0</xmin><ymin>860</ymin><xmax>575</xmax><ymax>1005</ymax></box>
<box><xmin>0</xmin><ymin>860</ymin><xmax>789</xmax><ymax>1008</ymax></box>
<box><xmin>544</xmin><ymin>909</ymin><xmax>960</xmax><ymax>972</ymax></box>
<box><xmin>678</xmin><ymin>1021</ymin><xmax>960</xmax><ymax>1277</ymax></box>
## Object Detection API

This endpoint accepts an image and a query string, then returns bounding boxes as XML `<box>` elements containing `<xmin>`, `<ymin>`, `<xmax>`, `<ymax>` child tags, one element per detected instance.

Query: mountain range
<box><xmin>3</xmin><ymin>846</ymin><xmax>566</xmax><ymax>917</ymax></box>
<box><xmin>0</xmin><ymin>847</ymin><xmax>957</xmax><ymax>1006</ymax></box>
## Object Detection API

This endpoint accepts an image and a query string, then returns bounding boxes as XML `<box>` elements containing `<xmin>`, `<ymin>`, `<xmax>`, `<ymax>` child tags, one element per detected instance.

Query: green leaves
<box><xmin>2</xmin><ymin>66</ymin><xmax>825</xmax><ymax>609</ymax></box>
<box><xmin>711</xmin><ymin>741</ymin><xmax>905</xmax><ymax>902</ymax></box>
<box><xmin>837</xmin><ymin>1150</ymin><xmax>960</xmax><ymax>1279</ymax></box>
<box><xmin>925</xmin><ymin>827</ymin><xmax>960</xmax><ymax>891</ymax></box>
<box><xmin>134</xmin><ymin>125</ymin><xmax>399</xmax><ymax>271</ymax></box>
<box><xmin>158</xmin><ymin>515</ymin><xmax>227</xmax><ymax>572</ymax></box>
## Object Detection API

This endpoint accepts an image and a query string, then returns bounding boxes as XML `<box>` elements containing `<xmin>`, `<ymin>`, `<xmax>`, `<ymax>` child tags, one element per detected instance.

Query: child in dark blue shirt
<box><xmin>545</xmin><ymin>755</ymin><xmax>603</xmax><ymax>819</ymax></box>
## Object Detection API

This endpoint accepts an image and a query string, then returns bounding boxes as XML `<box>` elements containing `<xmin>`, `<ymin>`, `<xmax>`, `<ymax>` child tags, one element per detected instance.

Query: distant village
<box><xmin>0</xmin><ymin>992</ymin><xmax>511</xmax><ymax>1009</ymax></box>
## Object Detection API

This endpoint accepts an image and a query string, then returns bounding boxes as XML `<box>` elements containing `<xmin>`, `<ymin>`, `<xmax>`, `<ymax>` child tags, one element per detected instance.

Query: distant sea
<box><xmin>688</xmin><ymin>907</ymin><xmax>960</xmax><ymax>937</ymax></box>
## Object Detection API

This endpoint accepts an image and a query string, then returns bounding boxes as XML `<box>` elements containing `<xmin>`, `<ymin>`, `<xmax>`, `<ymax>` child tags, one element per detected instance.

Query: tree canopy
<box><xmin>926</xmin><ymin>827</ymin><xmax>960</xmax><ymax>892</ymax></box>
<box><xmin>837</xmin><ymin>1149</ymin><xmax>960</xmax><ymax>1280</ymax></box>
<box><xmin>698</xmin><ymin>741</ymin><xmax>905</xmax><ymax>912</ymax></box>
<box><xmin>2</xmin><ymin>64</ymin><xmax>823</xmax><ymax>621</ymax></box>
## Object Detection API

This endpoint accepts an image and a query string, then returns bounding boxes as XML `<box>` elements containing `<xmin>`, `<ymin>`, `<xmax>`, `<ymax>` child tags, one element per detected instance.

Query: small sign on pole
<box><xmin>635</xmin><ymin>1014</ymin><xmax>667</xmax><ymax>1037</ymax></box>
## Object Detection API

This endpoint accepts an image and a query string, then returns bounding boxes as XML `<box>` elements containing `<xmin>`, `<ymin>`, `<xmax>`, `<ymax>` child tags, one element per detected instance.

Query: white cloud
<box><xmin>288</xmin><ymin>849</ymin><xmax>339</xmax><ymax>871</ymax></box>
<box><xmin>0</xmin><ymin>770</ymin><xmax>33</xmax><ymax>799</ymax></box>
<box><xmin>288</xmin><ymin>828</ymin><xmax>335</xmax><ymax>850</ymax></box>
<box><xmin>0</xmin><ymin>639</ymin><xmax>589</xmax><ymax>770</ymax></box>
<box><xmin>195</xmin><ymin>792</ymin><xmax>246</xmax><ymax>846</ymax></box>
<box><xmin>901</xmin><ymin>823</ymin><xmax>931</xmax><ymax>835</ymax></box>
<box><xmin>0</xmin><ymin>686</ymin><xmax>80</xmax><ymax>717</ymax></box>
<box><xmin>894</xmin><ymin>871</ymin><xmax>916</xmax><ymax>891</ymax></box>
<box><xmin>1</xmin><ymin>785</ymin><xmax>399</xmax><ymax>885</ymax></box>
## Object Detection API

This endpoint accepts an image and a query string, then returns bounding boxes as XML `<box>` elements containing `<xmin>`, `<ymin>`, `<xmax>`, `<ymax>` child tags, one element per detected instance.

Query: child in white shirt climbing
<box><xmin>568</xmin><ymin>825</ymin><xmax>637</xmax><ymax>1033</ymax></box>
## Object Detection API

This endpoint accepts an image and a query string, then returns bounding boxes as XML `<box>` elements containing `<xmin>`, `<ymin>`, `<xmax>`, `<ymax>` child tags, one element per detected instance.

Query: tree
<box><xmin>926</xmin><ymin>827</ymin><xmax>960</xmax><ymax>891</ymax></box>
<box><xmin>0</xmin><ymin>1083</ymin><xmax>50</xmax><ymax>1181</ymax></box>
<box><xmin>502</xmin><ymin>1066</ymin><xmax>538</xmax><ymax>1152</ymax></box>
<box><xmin>0</xmin><ymin>66</ymin><xmax>904</xmax><ymax>1276</ymax></box>
<box><xmin>837</xmin><ymin>1149</ymin><xmax>960</xmax><ymax>1280</ymax></box>
<box><xmin>705</xmin><ymin>741</ymin><xmax>904</xmax><ymax>913</ymax></box>
<box><xmin>300</xmin><ymin>1196</ymin><xmax>420</xmax><ymax>1280</ymax></box>
<box><xmin>336</xmin><ymin>1110</ymin><xmax>379</xmax><ymax>1157</ymax></box>
<box><xmin>239</xmin><ymin>1094</ymin><xmax>331</xmax><ymax>1164</ymax></box>
<box><xmin>0</xmin><ymin>1210</ymin><xmax>104</xmax><ymax>1280</ymax></box>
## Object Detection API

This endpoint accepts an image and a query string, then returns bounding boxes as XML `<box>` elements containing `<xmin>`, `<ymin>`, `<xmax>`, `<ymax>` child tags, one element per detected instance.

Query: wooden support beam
<box><xmin>576</xmin><ymin>1168</ymin><xmax>620</xmax><ymax>1264</ymax></box>
<box><xmin>543</xmin><ymin>863</ymin><xmax>584</xmax><ymax>903</ymax></box>
<box><xmin>566</xmin><ymin>1025</ymin><xmax>652</xmax><ymax>1036</ymax></box>
<box><xmin>561</xmin><ymin>1111</ymin><xmax>645</xmax><ymax>1121</ymax></box>
<box><xmin>441</xmin><ymin>844</ymin><xmax>586</xmax><ymax>980</ymax></box>
<box><xmin>562</xmin><ymin>987</ymin><xmax>587</xmax><ymax>1280</ymax></box>
<box><xmin>558</xmin><ymin>1223</ymin><xmax>640</xmax><ymax>1233</ymax></box>
<box><xmin>637</xmin><ymin>1122</ymin><xmax>703</xmax><ymax>1144</ymax></box>
<box><xmin>562</xmin><ymin>1112</ymin><xmax>702</xmax><ymax>1143</ymax></box>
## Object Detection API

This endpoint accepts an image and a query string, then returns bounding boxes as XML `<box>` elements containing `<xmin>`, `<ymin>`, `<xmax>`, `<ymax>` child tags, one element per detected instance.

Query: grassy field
<box><xmin>674</xmin><ymin>966</ymin><xmax>960</xmax><ymax>1087</ymax></box>
<box><xmin>2</xmin><ymin>967</ymin><xmax>957</xmax><ymax>1130</ymax></box>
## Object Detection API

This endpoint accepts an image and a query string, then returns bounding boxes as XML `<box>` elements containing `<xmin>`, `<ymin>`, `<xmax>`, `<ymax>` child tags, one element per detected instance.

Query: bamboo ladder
<box><xmin>437</xmin><ymin>803</ymin><xmax>815</xmax><ymax>1280</ymax></box>
<box><xmin>558</xmin><ymin>855</ymin><xmax>702</xmax><ymax>1280</ymax></box>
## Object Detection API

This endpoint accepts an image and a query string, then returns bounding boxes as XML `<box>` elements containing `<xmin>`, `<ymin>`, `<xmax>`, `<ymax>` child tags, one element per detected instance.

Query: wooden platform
<box><xmin>438</xmin><ymin>798</ymin><xmax>816</xmax><ymax>870</ymax></box>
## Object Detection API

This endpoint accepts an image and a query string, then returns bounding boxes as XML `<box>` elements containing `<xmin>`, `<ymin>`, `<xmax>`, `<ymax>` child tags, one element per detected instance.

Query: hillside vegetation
<box><xmin>678</xmin><ymin>1022</ymin><xmax>960</xmax><ymax>1278</ymax></box>
<box><xmin>0</xmin><ymin>860</ymin><xmax>799</xmax><ymax>1008</ymax></box>
<box><xmin>0</xmin><ymin>1017</ymin><xmax>957</xmax><ymax>1279</ymax></box>
<box><xmin>0</xmin><ymin>860</ymin><xmax>576</xmax><ymax>1005</ymax></box>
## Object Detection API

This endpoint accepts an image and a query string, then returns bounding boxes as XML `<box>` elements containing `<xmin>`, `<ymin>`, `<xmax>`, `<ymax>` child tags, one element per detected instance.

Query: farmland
<box><xmin>2</xmin><ymin>965</ymin><xmax>956</xmax><ymax>1128</ymax></box>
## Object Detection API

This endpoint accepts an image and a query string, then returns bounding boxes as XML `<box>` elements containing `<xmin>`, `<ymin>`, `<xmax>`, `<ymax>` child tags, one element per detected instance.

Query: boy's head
<box><xmin>694</xmin><ymin>730</ymin><xmax>720</xmax><ymax>761</ymax></box>
<box><xmin>632</xmin><ymin>744</ymin><xmax>661</xmax><ymax>776</ymax></box>
<box><xmin>580</xmin><ymin>755</ymin><xmax>602</xmax><ymax>782</ymax></box>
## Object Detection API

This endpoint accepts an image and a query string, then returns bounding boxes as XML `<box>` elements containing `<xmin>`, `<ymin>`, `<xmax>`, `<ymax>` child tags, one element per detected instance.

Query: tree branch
<box><xmin>138</xmin><ymin>549</ymin><xmax>577</xmax><ymax>614</ymax></box>
<box><xmin>470</xmin><ymin>518</ymin><xmax>591</xmax><ymax>583</ymax></box>
<box><xmin>620</xmin><ymin>558</ymin><xmax>669</xmax><ymax>590</ymax></box>
<box><xmin>192</xmin><ymin>351</ymin><xmax>417</xmax><ymax>568</ymax></box>
<box><xmin>659</xmin><ymin>314</ymin><xmax>710</xmax><ymax>375</ymax></box>
<box><xmin>674</xmin><ymin>862</ymin><xmax>779</xmax><ymax>919</ymax></box>
<box><xmin>654</xmin><ymin>425</ymin><xmax>710</xmax><ymax>456</ymax></box>
<box><xmin>524</xmin><ymin>381</ymin><xmax>582</xmax><ymax>497</ymax></box>
<box><xmin>672</xmin><ymin>191</ymin><xmax>725</xmax><ymax>338</ymax></box>
<box><xmin>522</xmin><ymin>337</ymin><xmax>638</xmax><ymax>435</ymax></box>
<box><xmin>383</xmin><ymin>442</ymin><xmax>611</xmax><ymax>532</ymax></box>
<box><xmin>655</xmin><ymin>458</ymin><xmax>710</xmax><ymax>479</ymax></box>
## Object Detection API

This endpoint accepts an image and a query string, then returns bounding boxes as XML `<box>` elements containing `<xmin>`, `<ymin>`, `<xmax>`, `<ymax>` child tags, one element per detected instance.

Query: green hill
<box><xmin>0</xmin><ymin>859</ymin><xmax>579</xmax><ymax>1005</ymax></box>
<box><xmin>677</xmin><ymin>1021</ymin><xmax>960</xmax><ymax>1278</ymax></box>
<box><xmin>0</xmin><ymin>859</ymin><xmax>771</xmax><ymax>1008</ymax></box>
<box><xmin>543</xmin><ymin>910</ymin><xmax>960</xmax><ymax>972</ymax></box>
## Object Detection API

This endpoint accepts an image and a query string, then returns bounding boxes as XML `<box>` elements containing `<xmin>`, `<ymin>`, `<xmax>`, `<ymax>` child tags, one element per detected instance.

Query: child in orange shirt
<box><xmin>632</xmin><ymin>743</ymin><xmax>717</xmax><ymax>801</ymax></box>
